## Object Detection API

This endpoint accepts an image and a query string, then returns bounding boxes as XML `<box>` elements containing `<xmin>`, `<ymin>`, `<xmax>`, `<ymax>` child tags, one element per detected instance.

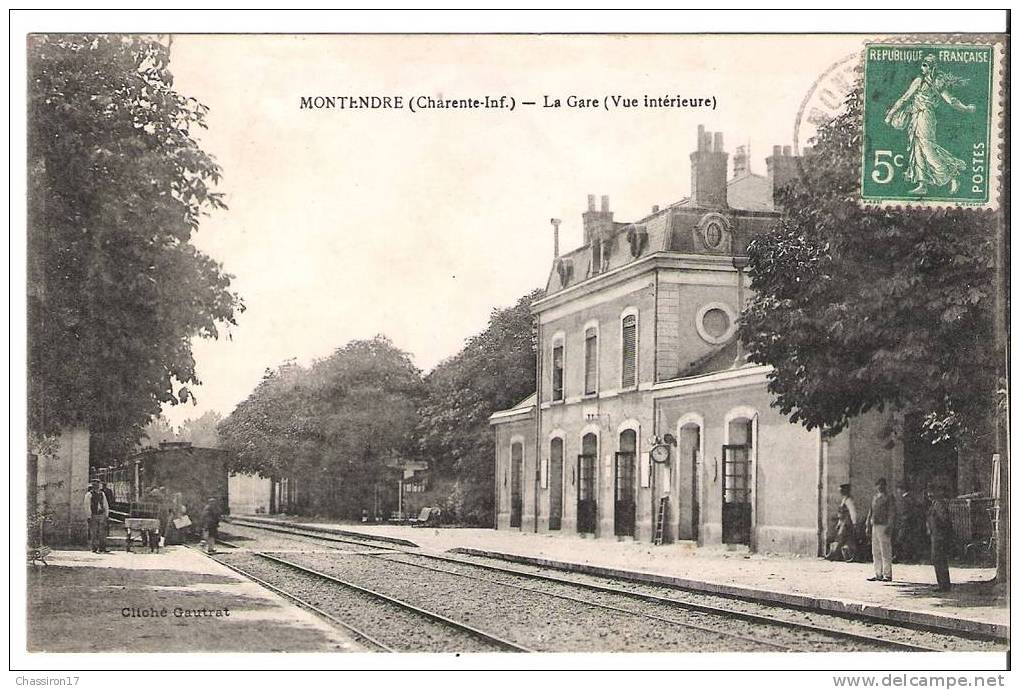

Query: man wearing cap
<box><xmin>83</xmin><ymin>480</ymin><xmax>110</xmax><ymax>553</ymax></box>
<box><xmin>866</xmin><ymin>478</ymin><xmax>896</xmax><ymax>581</ymax></box>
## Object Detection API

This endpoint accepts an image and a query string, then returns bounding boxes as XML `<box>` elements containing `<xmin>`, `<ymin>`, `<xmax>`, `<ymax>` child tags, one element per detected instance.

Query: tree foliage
<box><xmin>416</xmin><ymin>290</ymin><xmax>541</xmax><ymax>523</ymax></box>
<box><xmin>740</xmin><ymin>89</ymin><xmax>997</xmax><ymax>446</ymax></box>
<box><xmin>27</xmin><ymin>35</ymin><xmax>242</xmax><ymax>458</ymax></box>
<box><xmin>140</xmin><ymin>410</ymin><xmax>222</xmax><ymax>449</ymax></box>
<box><xmin>218</xmin><ymin>337</ymin><xmax>423</xmax><ymax>517</ymax></box>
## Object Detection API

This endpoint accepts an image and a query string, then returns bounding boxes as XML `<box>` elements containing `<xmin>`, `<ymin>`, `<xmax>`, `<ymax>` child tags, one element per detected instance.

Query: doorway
<box><xmin>615</xmin><ymin>429</ymin><xmax>637</xmax><ymax>537</ymax></box>
<box><xmin>721</xmin><ymin>443</ymin><xmax>751</xmax><ymax>545</ymax></box>
<box><xmin>549</xmin><ymin>438</ymin><xmax>563</xmax><ymax>530</ymax></box>
<box><xmin>678</xmin><ymin>423</ymin><xmax>701</xmax><ymax>541</ymax></box>
<box><xmin>510</xmin><ymin>442</ymin><xmax>523</xmax><ymax>528</ymax></box>
<box><xmin>577</xmin><ymin>433</ymin><xmax>597</xmax><ymax>534</ymax></box>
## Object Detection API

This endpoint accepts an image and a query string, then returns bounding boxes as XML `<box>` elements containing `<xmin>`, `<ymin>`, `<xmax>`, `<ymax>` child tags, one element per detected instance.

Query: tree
<box><xmin>27</xmin><ymin>35</ymin><xmax>243</xmax><ymax>460</ymax></box>
<box><xmin>219</xmin><ymin>337</ymin><xmax>423</xmax><ymax>517</ymax></box>
<box><xmin>740</xmin><ymin>89</ymin><xmax>998</xmax><ymax>450</ymax></box>
<box><xmin>178</xmin><ymin>410</ymin><xmax>223</xmax><ymax>448</ymax></box>
<box><xmin>416</xmin><ymin>290</ymin><xmax>541</xmax><ymax>524</ymax></box>
<box><xmin>217</xmin><ymin>361</ymin><xmax>308</xmax><ymax>482</ymax></box>
<box><xmin>139</xmin><ymin>410</ymin><xmax>222</xmax><ymax>451</ymax></box>
<box><xmin>140</xmin><ymin>415</ymin><xmax>178</xmax><ymax>449</ymax></box>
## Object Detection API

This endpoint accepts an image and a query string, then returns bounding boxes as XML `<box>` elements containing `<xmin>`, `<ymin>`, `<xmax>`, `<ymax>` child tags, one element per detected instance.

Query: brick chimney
<box><xmin>732</xmin><ymin>144</ymin><xmax>750</xmax><ymax>178</ymax></box>
<box><xmin>690</xmin><ymin>125</ymin><xmax>728</xmax><ymax>209</ymax></box>
<box><xmin>582</xmin><ymin>193</ymin><xmax>614</xmax><ymax>245</ymax></box>
<box><xmin>766</xmin><ymin>144</ymin><xmax>799</xmax><ymax>209</ymax></box>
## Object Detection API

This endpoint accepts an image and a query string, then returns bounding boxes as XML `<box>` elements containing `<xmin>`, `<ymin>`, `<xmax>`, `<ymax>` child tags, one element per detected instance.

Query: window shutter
<box><xmin>552</xmin><ymin>344</ymin><xmax>564</xmax><ymax>401</ymax></box>
<box><xmin>622</xmin><ymin>315</ymin><xmax>637</xmax><ymax>387</ymax></box>
<box><xmin>584</xmin><ymin>328</ymin><xmax>597</xmax><ymax>395</ymax></box>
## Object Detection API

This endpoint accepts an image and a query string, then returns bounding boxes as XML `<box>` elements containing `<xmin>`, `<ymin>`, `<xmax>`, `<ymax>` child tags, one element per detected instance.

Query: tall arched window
<box><xmin>584</xmin><ymin>326</ymin><xmax>598</xmax><ymax>395</ymax></box>
<box><xmin>551</xmin><ymin>334</ymin><xmax>565</xmax><ymax>402</ymax></box>
<box><xmin>621</xmin><ymin>313</ymin><xmax>638</xmax><ymax>388</ymax></box>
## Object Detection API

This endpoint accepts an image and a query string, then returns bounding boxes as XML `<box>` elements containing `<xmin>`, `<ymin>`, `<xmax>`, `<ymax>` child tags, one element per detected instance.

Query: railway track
<box><xmin>208</xmin><ymin>539</ymin><xmax>531</xmax><ymax>652</ymax></box>
<box><xmin>210</xmin><ymin>520</ymin><xmax>1006</xmax><ymax>653</ymax></box>
<box><xmin>204</xmin><ymin>544</ymin><xmax>392</xmax><ymax>651</ymax></box>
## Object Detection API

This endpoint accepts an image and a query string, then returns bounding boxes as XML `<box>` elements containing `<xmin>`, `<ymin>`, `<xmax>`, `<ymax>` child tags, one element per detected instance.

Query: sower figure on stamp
<box><xmin>866</xmin><ymin>478</ymin><xmax>896</xmax><ymax>581</ymax></box>
<box><xmin>826</xmin><ymin>483</ymin><xmax>860</xmax><ymax>562</ymax></box>
<box><xmin>201</xmin><ymin>496</ymin><xmax>221</xmax><ymax>554</ymax></box>
<box><xmin>884</xmin><ymin>53</ymin><xmax>977</xmax><ymax>196</ymax></box>
<box><xmin>926</xmin><ymin>482</ymin><xmax>955</xmax><ymax>592</ymax></box>
<box><xmin>84</xmin><ymin>480</ymin><xmax>109</xmax><ymax>553</ymax></box>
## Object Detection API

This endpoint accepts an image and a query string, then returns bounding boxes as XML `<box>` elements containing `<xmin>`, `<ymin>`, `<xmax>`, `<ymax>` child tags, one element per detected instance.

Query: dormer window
<box><xmin>591</xmin><ymin>240</ymin><xmax>603</xmax><ymax>277</ymax></box>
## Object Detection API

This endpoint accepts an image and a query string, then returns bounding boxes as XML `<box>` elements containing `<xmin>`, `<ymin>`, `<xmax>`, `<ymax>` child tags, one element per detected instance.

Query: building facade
<box><xmin>490</xmin><ymin>127</ymin><xmax>909</xmax><ymax>556</ymax></box>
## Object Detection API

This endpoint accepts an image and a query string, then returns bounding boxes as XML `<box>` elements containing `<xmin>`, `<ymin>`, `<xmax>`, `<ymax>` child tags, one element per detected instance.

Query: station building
<box><xmin>489</xmin><ymin>127</ymin><xmax>912</xmax><ymax>556</ymax></box>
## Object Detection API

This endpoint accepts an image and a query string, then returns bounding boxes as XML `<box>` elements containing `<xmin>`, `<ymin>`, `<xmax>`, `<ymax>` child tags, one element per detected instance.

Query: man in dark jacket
<box><xmin>201</xmin><ymin>497</ymin><xmax>221</xmax><ymax>554</ymax></box>
<box><xmin>83</xmin><ymin>481</ymin><xmax>109</xmax><ymax>553</ymax></box>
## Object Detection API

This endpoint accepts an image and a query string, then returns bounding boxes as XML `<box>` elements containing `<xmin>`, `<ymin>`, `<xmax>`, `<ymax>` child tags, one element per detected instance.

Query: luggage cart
<box><xmin>124</xmin><ymin>500</ymin><xmax>163</xmax><ymax>553</ymax></box>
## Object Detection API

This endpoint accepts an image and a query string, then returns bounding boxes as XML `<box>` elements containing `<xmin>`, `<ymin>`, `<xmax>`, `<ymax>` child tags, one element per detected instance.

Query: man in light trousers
<box><xmin>867</xmin><ymin>478</ymin><xmax>896</xmax><ymax>581</ymax></box>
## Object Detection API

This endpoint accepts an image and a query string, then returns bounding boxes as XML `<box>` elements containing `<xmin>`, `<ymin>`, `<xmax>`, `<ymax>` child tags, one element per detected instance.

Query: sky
<box><xmin>161</xmin><ymin>34</ymin><xmax>871</xmax><ymax>427</ymax></box>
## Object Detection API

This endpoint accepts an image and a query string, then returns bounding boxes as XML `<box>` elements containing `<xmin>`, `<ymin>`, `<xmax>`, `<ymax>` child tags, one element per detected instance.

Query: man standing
<box><xmin>83</xmin><ymin>480</ymin><xmax>109</xmax><ymax>553</ymax></box>
<box><xmin>200</xmin><ymin>496</ymin><xmax>221</xmax><ymax>554</ymax></box>
<box><xmin>867</xmin><ymin>478</ymin><xmax>896</xmax><ymax>581</ymax></box>
<box><xmin>926</xmin><ymin>483</ymin><xmax>954</xmax><ymax>592</ymax></box>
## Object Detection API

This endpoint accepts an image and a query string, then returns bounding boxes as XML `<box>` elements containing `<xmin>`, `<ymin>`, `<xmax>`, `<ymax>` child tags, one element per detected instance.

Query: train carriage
<box><xmin>95</xmin><ymin>442</ymin><xmax>230</xmax><ymax>542</ymax></box>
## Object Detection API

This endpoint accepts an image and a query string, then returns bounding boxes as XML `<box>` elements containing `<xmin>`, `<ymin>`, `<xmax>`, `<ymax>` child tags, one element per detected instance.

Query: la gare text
<box><xmin>299</xmin><ymin>94</ymin><xmax>717</xmax><ymax>112</ymax></box>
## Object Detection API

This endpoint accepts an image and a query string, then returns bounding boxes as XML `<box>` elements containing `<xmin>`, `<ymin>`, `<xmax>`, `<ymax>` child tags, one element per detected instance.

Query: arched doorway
<box><xmin>510</xmin><ymin>441</ymin><xmax>523</xmax><ymax>529</ymax></box>
<box><xmin>722</xmin><ymin>416</ymin><xmax>754</xmax><ymax>545</ymax></box>
<box><xmin>549</xmin><ymin>437</ymin><xmax>564</xmax><ymax>530</ymax></box>
<box><xmin>677</xmin><ymin>422</ymin><xmax>701</xmax><ymax>541</ymax></box>
<box><xmin>615</xmin><ymin>429</ymin><xmax>637</xmax><ymax>536</ymax></box>
<box><xmin>577</xmin><ymin>433</ymin><xmax>597</xmax><ymax>534</ymax></box>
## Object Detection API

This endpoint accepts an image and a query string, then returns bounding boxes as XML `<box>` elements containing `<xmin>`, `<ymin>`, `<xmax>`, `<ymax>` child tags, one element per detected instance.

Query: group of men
<box><xmin>83</xmin><ymin>478</ymin><xmax>222</xmax><ymax>555</ymax></box>
<box><xmin>826</xmin><ymin>477</ymin><xmax>955</xmax><ymax>592</ymax></box>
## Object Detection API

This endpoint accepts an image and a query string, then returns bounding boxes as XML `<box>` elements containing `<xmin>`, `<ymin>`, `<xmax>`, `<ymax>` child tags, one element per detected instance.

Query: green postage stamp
<box><xmin>861</xmin><ymin>42</ymin><xmax>1003</xmax><ymax>209</ymax></box>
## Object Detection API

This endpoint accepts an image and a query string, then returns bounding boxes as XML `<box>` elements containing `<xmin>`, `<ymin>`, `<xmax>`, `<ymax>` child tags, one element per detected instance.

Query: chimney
<box><xmin>582</xmin><ymin>193</ymin><xmax>614</xmax><ymax>245</ymax></box>
<box><xmin>550</xmin><ymin>218</ymin><xmax>561</xmax><ymax>258</ymax></box>
<box><xmin>767</xmin><ymin>144</ymin><xmax>800</xmax><ymax>209</ymax></box>
<box><xmin>732</xmin><ymin>145</ymin><xmax>749</xmax><ymax>178</ymax></box>
<box><xmin>690</xmin><ymin>124</ymin><xmax>729</xmax><ymax>209</ymax></box>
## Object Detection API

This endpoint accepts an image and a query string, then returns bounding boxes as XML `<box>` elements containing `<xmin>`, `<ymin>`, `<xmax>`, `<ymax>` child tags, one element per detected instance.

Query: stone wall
<box><xmin>33</xmin><ymin>426</ymin><xmax>90</xmax><ymax>545</ymax></box>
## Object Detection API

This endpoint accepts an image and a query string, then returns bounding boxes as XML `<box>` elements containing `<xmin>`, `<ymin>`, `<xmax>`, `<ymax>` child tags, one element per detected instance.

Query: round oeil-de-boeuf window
<box><xmin>704</xmin><ymin>221</ymin><xmax>723</xmax><ymax>248</ymax></box>
<box><xmin>695</xmin><ymin>302</ymin><xmax>737</xmax><ymax>344</ymax></box>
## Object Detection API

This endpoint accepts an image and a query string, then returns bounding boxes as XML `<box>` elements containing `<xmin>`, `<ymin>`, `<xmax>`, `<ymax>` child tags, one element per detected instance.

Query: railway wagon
<box><xmin>98</xmin><ymin>442</ymin><xmax>230</xmax><ymax>528</ymax></box>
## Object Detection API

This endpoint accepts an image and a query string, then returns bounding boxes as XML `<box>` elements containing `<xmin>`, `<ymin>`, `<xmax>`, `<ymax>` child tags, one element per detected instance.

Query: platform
<box><xmin>232</xmin><ymin>516</ymin><xmax>1008</xmax><ymax>640</ymax></box>
<box><xmin>26</xmin><ymin>546</ymin><xmax>362</xmax><ymax>652</ymax></box>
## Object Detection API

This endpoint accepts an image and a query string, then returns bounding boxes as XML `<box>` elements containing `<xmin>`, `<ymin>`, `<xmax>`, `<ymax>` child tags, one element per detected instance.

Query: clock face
<box><xmin>651</xmin><ymin>444</ymin><xmax>671</xmax><ymax>463</ymax></box>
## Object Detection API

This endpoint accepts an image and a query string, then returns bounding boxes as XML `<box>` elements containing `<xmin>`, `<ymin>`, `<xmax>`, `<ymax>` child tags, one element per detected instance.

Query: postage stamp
<box><xmin>860</xmin><ymin>42</ymin><xmax>1003</xmax><ymax>209</ymax></box>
